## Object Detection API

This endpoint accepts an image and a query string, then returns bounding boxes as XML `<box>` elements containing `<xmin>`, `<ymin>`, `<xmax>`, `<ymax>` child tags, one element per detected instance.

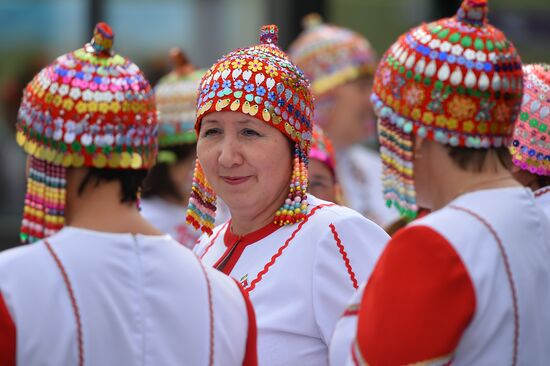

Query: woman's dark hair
<box><xmin>142</xmin><ymin>143</ymin><xmax>197</xmax><ymax>201</ymax></box>
<box><xmin>78</xmin><ymin>168</ymin><xmax>148</xmax><ymax>203</ymax></box>
<box><xmin>446</xmin><ymin>146</ymin><xmax>511</xmax><ymax>173</ymax></box>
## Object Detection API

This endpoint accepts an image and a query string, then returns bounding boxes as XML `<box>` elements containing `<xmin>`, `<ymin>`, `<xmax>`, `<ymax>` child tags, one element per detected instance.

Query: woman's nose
<box><xmin>218</xmin><ymin>136</ymin><xmax>244</xmax><ymax>168</ymax></box>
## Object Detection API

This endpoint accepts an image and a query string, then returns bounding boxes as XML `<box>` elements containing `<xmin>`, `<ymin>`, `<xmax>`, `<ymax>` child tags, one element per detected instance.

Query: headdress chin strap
<box><xmin>274</xmin><ymin>144</ymin><xmax>309</xmax><ymax>226</ymax></box>
<box><xmin>186</xmin><ymin>143</ymin><xmax>310</xmax><ymax>236</ymax></box>
<box><xmin>186</xmin><ymin>159</ymin><xmax>217</xmax><ymax>236</ymax></box>
<box><xmin>21</xmin><ymin>157</ymin><xmax>66</xmax><ymax>243</ymax></box>
<box><xmin>378</xmin><ymin>117</ymin><xmax>417</xmax><ymax>218</ymax></box>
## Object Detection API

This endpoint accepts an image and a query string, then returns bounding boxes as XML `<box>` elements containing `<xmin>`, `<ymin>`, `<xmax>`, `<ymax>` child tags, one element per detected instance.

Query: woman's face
<box><xmin>308</xmin><ymin>159</ymin><xmax>337</xmax><ymax>203</ymax></box>
<box><xmin>323</xmin><ymin>77</ymin><xmax>374</xmax><ymax>148</ymax></box>
<box><xmin>197</xmin><ymin>111</ymin><xmax>292</xmax><ymax>218</ymax></box>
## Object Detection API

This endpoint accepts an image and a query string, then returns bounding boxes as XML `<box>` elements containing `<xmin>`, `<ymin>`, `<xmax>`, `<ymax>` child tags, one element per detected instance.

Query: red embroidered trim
<box><xmin>233</xmin><ymin>279</ymin><xmax>258</xmax><ymax>366</ymax></box>
<box><xmin>535</xmin><ymin>187</ymin><xmax>550</xmax><ymax>198</ymax></box>
<box><xmin>330</xmin><ymin>223</ymin><xmax>359</xmax><ymax>290</ymax></box>
<box><xmin>44</xmin><ymin>240</ymin><xmax>84</xmax><ymax>366</ymax></box>
<box><xmin>449</xmin><ymin>205</ymin><xmax>519</xmax><ymax>366</ymax></box>
<box><xmin>196</xmin><ymin>254</ymin><xmax>215</xmax><ymax>366</ymax></box>
<box><xmin>342</xmin><ymin>303</ymin><xmax>360</xmax><ymax>317</ymax></box>
<box><xmin>200</xmin><ymin>222</ymin><xmax>229</xmax><ymax>260</ymax></box>
<box><xmin>245</xmin><ymin>203</ymin><xmax>334</xmax><ymax>293</ymax></box>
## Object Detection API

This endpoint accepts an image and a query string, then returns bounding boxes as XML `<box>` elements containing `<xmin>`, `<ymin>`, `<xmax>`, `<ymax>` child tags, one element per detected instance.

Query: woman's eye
<box><xmin>202</xmin><ymin>128</ymin><xmax>222</xmax><ymax>137</ymax></box>
<box><xmin>310</xmin><ymin>181</ymin><xmax>327</xmax><ymax>189</ymax></box>
<box><xmin>241</xmin><ymin>128</ymin><xmax>261</xmax><ymax>137</ymax></box>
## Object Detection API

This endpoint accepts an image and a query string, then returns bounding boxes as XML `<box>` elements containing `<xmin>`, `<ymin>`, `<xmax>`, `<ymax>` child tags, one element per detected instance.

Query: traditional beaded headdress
<box><xmin>186</xmin><ymin>25</ymin><xmax>314</xmax><ymax>235</ymax></box>
<box><xmin>16</xmin><ymin>22</ymin><xmax>157</xmax><ymax>243</ymax></box>
<box><xmin>509</xmin><ymin>64</ymin><xmax>550</xmax><ymax>176</ymax></box>
<box><xmin>155</xmin><ymin>48</ymin><xmax>204</xmax><ymax>150</ymax></box>
<box><xmin>372</xmin><ymin>0</ymin><xmax>523</xmax><ymax>218</ymax></box>
<box><xmin>310</xmin><ymin>125</ymin><xmax>337</xmax><ymax>178</ymax></box>
<box><xmin>288</xmin><ymin>14</ymin><xmax>377</xmax><ymax>98</ymax></box>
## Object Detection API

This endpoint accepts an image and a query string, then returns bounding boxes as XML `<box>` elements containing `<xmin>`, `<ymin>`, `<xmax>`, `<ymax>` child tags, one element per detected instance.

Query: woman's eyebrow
<box><xmin>201</xmin><ymin>119</ymin><xmax>222</xmax><ymax>128</ymax></box>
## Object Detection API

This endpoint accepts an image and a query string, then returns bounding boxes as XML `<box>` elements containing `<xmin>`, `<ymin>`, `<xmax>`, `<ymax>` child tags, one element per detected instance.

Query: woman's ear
<box><xmin>413</xmin><ymin>134</ymin><xmax>425</xmax><ymax>160</ymax></box>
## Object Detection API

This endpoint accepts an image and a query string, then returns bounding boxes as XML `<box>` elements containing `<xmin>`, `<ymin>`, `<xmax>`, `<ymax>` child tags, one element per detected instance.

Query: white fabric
<box><xmin>329</xmin><ymin>284</ymin><xmax>364</xmax><ymax>366</ymax></box>
<box><xmin>141</xmin><ymin>197</ymin><xmax>231</xmax><ymax>249</ymax></box>
<box><xmin>336</xmin><ymin>145</ymin><xmax>398</xmax><ymax>227</ymax></box>
<box><xmin>0</xmin><ymin>227</ymin><xmax>250</xmax><ymax>366</ymax></box>
<box><xmin>140</xmin><ymin>197</ymin><xmax>199</xmax><ymax>248</ymax></box>
<box><xmin>534</xmin><ymin>187</ymin><xmax>550</xmax><ymax>221</ymax></box>
<box><xmin>411</xmin><ymin>187</ymin><xmax>550</xmax><ymax>365</ymax></box>
<box><xmin>195</xmin><ymin>195</ymin><xmax>389</xmax><ymax>366</ymax></box>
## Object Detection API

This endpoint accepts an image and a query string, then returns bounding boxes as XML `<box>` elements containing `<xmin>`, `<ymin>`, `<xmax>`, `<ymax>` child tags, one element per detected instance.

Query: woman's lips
<box><xmin>221</xmin><ymin>176</ymin><xmax>251</xmax><ymax>185</ymax></box>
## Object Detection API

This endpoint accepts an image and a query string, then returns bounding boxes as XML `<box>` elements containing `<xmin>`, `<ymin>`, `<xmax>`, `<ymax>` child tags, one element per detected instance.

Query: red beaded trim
<box><xmin>44</xmin><ymin>240</ymin><xmax>84</xmax><ymax>366</ymax></box>
<box><xmin>449</xmin><ymin>205</ymin><xmax>519</xmax><ymax>366</ymax></box>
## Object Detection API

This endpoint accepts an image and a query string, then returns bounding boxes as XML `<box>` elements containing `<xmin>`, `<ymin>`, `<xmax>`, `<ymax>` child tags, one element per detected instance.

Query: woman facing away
<box><xmin>189</xmin><ymin>25</ymin><xmax>389</xmax><ymax>366</ymax></box>
<box><xmin>288</xmin><ymin>14</ymin><xmax>398</xmax><ymax>227</ymax></box>
<box><xmin>330</xmin><ymin>1</ymin><xmax>550</xmax><ymax>365</ymax></box>
<box><xmin>508</xmin><ymin>63</ymin><xmax>550</xmax><ymax>220</ymax></box>
<box><xmin>0</xmin><ymin>23</ymin><xmax>256</xmax><ymax>366</ymax></box>
<box><xmin>307</xmin><ymin>125</ymin><xmax>343</xmax><ymax>204</ymax></box>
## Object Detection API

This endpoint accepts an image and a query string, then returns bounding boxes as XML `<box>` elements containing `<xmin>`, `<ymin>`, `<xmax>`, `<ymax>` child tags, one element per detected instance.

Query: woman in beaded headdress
<box><xmin>0</xmin><ymin>23</ymin><xmax>257</xmax><ymax>365</ymax></box>
<box><xmin>308</xmin><ymin>125</ymin><xmax>343</xmax><ymax>203</ymax></box>
<box><xmin>140</xmin><ymin>48</ymin><xmax>209</xmax><ymax>248</ymax></box>
<box><xmin>191</xmin><ymin>24</ymin><xmax>389</xmax><ymax>365</ymax></box>
<box><xmin>289</xmin><ymin>14</ymin><xmax>398</xmax><ymax>227</ymax></box>
<box><xmin>508</xmin><ymin>63</ymin><xmax>550</xmax><ymax>220</ymax></box>
<box><xmin>329</xmin><ymin>1</ymin><xmax>550</xmax><ymax>365</ymax></box>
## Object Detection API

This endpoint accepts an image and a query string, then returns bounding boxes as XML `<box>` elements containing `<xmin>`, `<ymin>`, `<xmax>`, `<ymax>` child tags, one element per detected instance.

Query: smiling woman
<box><xmin>198</xmin><ymin>112</ymin><xmax>292</xmax><ymax>235</ymax></box>
<box><xmin>190</xmin><ymin>24</ymin><xmax>390</xmax><ymax>366</ymax></box>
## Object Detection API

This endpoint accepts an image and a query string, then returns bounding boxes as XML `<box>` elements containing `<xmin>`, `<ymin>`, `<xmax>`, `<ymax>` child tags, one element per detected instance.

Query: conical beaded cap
<box><xmin>16</xmin><ymin>22</ymin><xmax>158</xmax><ymax>170</ymax></box>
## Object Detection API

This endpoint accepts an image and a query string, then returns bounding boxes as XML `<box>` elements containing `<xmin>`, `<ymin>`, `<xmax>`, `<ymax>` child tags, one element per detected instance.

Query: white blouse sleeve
<box><xmin>311</xmin><ymin>212</ymin><xmax>389</xmax><ymax>344</ymax></box>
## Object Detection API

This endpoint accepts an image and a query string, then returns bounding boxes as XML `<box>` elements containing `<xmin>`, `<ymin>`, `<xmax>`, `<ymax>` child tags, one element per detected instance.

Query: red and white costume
<box><xmin>332</xmin><ymin>187</ymin><xmax>550</xmax><ymax>365</ymax></box>
<box><xmin>0</xmin><ymin>227</ymin><xmax>257</xmax><ymax>366</ymax></box>
<box><xmin>194</xmin><ymin>195</ymin><xmax>389</xmax><ymax>366</ymax></box>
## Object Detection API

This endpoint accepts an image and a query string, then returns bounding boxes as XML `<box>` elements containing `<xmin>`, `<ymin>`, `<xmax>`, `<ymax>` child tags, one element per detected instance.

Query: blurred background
<box><xmin>1</xmin><ymin>0</ymin><xmax>549</xmax><ymax>250</ymax></box>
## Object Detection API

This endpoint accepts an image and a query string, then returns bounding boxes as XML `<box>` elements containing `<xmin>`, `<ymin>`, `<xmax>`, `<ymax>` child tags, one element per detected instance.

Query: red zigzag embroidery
<box><xmin>329</xmin><ymin>223</ymin><xmax>359</xmax><ymax>290</ymax></box>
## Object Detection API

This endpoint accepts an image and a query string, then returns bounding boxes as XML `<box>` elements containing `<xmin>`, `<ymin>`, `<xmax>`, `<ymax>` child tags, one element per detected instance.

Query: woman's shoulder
<box><xmin>305</xmin><ymin>195</ymin><xmax>389</xmax><ymax>239</ymax></box>
<box><xmin>307</xmin><ymin>195</ymin><xmax>373</xmax><ymax>223</ymax></box>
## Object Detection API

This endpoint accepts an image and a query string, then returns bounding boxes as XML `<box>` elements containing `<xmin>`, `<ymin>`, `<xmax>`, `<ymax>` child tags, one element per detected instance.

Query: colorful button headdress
<box><xmin>372</xmin><ymin>0</ymin><xmax>523</xmax><ymax>218</ymax></box>
<box><xmin>186</xmin><ymin>25</ymin><xmax>314</xmax><ymax>235</ymax></box>
<box><xmin>310</xmin><ymin>125</ymin><xmax>337</xmax><ymax>178</ymax></box>
<box><xmin>155</xmin><ymin>48</ymin><xmax>204</xmax><ymax>150</ymax></box>
<box><xmin>509</xmin><ymin>64</ymin><xmax>550</xmax><ymax>176</ymax></box>
<box><xmin>16</xmin><ymin>22</ymin><xmax>157</xmax><ymax>243</ymax></box>
<box><xmin>288</xmin><ymin>14</ymin><xmax>377</xmax><ymax>98</ymax></box>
